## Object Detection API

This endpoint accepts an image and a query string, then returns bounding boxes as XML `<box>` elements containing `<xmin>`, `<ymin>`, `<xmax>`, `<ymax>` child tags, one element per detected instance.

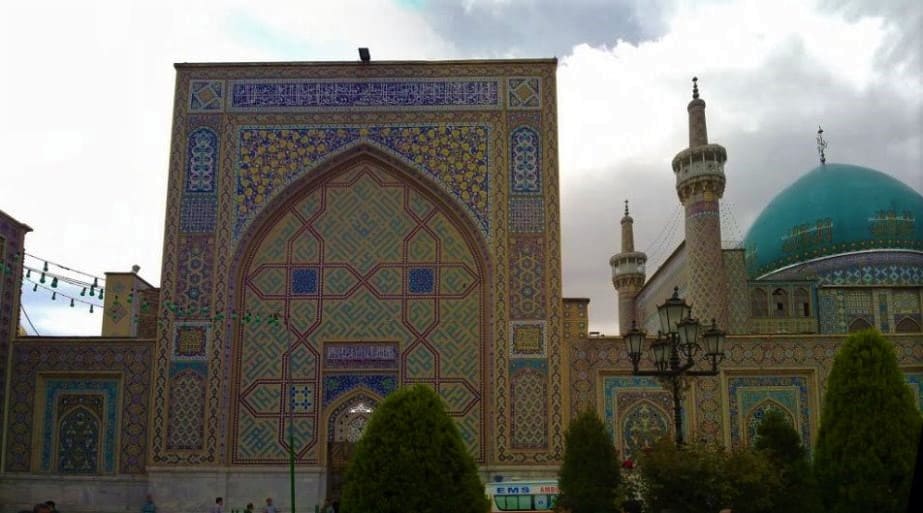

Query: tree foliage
<box><xmin>637</xmin><ymin>439</ymin><xmax>780</xmax><ymax>513</ymax></box>
<box><xmin>340</xmin><ymin>385</ymin><xmax>488</xmax><ymax>513</ymax></box>
<box><xmin>754</xmin><ymin>409</ymin><xmax>822</xmax><ymax>513</ymax></box>
<box><xmin>557</xmin><ymin>410</ymin><xmax>621</xmax><ymax>513</ymax></box>
<box><xmin>814</xmin><ymin>329</ymin><xmax>922</xmax><ymax>513</ymax></box>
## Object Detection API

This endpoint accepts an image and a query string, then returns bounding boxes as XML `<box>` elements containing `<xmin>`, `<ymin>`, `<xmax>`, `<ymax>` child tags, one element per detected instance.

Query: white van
<box><xmin>485</xmin><ymin>480</ymin><xmax>559</xmax><ymax>512</ymax></box>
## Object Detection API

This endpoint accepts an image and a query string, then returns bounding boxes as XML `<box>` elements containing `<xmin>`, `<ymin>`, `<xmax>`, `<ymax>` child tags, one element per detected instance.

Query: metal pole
<box><xmin>672</xmin><ymin>377</ymin><xmax>684</xmax><ymax>446</ymax></box>
<box><xmin>288</xmin><ymin>336</ymin><xmax>296</xmax><ymax>513</ymax></box>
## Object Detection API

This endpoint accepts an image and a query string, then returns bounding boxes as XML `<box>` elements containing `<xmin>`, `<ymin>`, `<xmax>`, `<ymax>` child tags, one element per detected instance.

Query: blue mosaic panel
<box><xmin>41</xmin><ymin>379</ymin><xmax>119</xmax><ymax>473</ymax></box>
<box><xmin>289</xmin><ymin>384</ymin><xmax>315</xmax><ymax>413</ymax></box>
<box><xmin>230</xmin><ymin>79</ymin><xmax>499</xmax><ymax>111</ymax></box>
<box><xmin>180</xmin><ymin>195</ymin><xmax>217</xmax><ymax>233</ymax></box>
<box><xmin>510</xmin><ymin>126</ymin><xmax>541</xmax><ymax>193</ymax></box>
<box><xmin>169</xmin><ymin>360</ymin><xmax>207</xmax><ymax>376</ymax></box>
<box><xmin>292</xmin><ymin>268</ymin><xmax>318</xmax><ymax>295</ymax></box>
<box><xmin>58</xmin><ymin>406</ymin><xmax>100</xmax><ymax>473</ymax></box>
<box><xmin>322</xmin><ymin>374</ymin><xmax>397</xmax><ymax>406</ymax></box>
<box><xmin>185</xmin><ymin>127</ymin><xmax>218</xmax><ymax>193</ymax></box>
<box><xmin>510</xmin><ymin>196</ymin><xmax>545</xmax><ymax>233</ymax></box>
<box><xmin>727</xmin><ymin>375</ymin><xmax>811</xmax><ymax>449</ymax></box>
<box><xmin>189</xmin><ymin>80</ymin><xmax>223</xmax><ymax>112</ymax></box>
<box><xmin>408</xmin><ymin>267</ymin><xmax>434</xmax><ymax>294</ymax></box>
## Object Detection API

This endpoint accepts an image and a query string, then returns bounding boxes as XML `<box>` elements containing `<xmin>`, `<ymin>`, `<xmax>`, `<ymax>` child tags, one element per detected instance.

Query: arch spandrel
<box><xmin>228</xmin><ymin>147</ymin><xmax>490</xmax><ymax>465</ymax></box>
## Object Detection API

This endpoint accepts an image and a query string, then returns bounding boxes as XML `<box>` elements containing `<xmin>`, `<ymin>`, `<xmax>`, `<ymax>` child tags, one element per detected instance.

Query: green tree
<box><xmin>814</xmin><ymin>329</ymin><xmax>922</xmax><ymax>513</ymax></box>
<box><xmin>340</xmin><ymin>385</ymin><xmax>488</xmax><ymax>513</ymax></box>
<box><xmin>557</xmin><ymin>410</ymin><xmax>621</xmax><ymax>513</ymax></box>
<box><xmin>638</xmin><ymin>439</ymin><xmax>780</xmax><ymax>513</ymax></box>
<box><xmin>753</xmin><ymin>409</ymin><xmax>822</xmax><ymax>513</ymax></box>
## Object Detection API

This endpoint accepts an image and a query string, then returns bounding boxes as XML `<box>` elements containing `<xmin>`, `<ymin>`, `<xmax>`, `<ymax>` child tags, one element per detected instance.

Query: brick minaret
<box><xmin>672</xmin><ymin>78</ymin><xmax>728</xmax><ymax>327</ymax></box>
<box><xmin>609</xmin><ymin>200</ymin><xmax>647</xmax><ymax>333</ymax></box>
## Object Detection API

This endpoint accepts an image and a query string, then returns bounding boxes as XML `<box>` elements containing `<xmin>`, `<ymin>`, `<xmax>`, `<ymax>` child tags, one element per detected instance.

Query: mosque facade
<box><xmin>0</xmin><ymin>58</ymin><xmax>920</xmax><ymax>512</ymax></box>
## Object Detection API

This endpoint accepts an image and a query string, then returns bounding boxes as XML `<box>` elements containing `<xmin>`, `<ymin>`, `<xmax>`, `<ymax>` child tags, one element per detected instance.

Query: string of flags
<box><xmin>4</xmin><ymin>251</ymin><xmax>285</xmax><ymax>327</ymax></box>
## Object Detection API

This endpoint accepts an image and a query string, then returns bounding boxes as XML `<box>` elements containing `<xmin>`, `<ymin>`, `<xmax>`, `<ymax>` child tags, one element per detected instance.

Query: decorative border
<box><xmin>229</xmin><ymin>78</ymin><xmax>501</xmax><ymax>112</ymax></box>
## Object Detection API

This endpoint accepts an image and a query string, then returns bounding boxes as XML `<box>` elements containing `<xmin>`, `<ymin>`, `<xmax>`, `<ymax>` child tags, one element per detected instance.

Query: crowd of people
<box><xmin>22</xmin><ymin>494</ymin><xmax>342</xmax><ymax>513</ymax></box>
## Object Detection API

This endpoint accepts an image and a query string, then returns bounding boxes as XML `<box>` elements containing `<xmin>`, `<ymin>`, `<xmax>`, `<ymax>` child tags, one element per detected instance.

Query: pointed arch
<box><xmin>895</xmin><ymin>316</ymin><xmax>920</xmax><ymax>333</ymax></box>
<box><xmin>227</xmin><ymin>145</ymin><xmax>491</xmax><ymax>465</ymax></box>
<box><xmin>794</xmin><ymin>287</ymin><xmax>810</xmax><ymax>317</ymax></box>
<box><xmin>744</xmin><ymin>399</ymin><xmax>797</xmax><ymax>447</ymax></box>
<box><xmin>849</xmin><ymin>317</ymin><xmax>873</xmax><ymax>332</ymax></box>
<box><xmin>750</xmin><ymin>287</ymin><xmax>768</xmax><ymax>317</ymax></box>
<box><xmin>57</xmin><ymin>405</ymin><xmax>102</xmax><ymax>474</ymax></box>
<box><xmin>772</xmin><ymin>288</ymin><xmax>789</xmax><ymax>317</ymax></box>
<box><xmin>620</xmin><ymin>399</ymin><xmax>672</xmax><ymax>457</ymax></box>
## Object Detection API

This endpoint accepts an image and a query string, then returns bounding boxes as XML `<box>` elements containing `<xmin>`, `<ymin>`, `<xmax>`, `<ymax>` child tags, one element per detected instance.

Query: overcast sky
<box><xmin>2</xmin><ymin>0</ymin><xmax>920</xmax><ymax>336</ymax></box>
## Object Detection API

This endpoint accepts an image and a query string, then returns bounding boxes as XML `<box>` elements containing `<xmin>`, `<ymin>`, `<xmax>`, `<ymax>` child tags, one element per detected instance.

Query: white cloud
<box><xmin>1</xmin><ymin>0</ymin><xmax>919</xmax><ymax>336</ymax></box>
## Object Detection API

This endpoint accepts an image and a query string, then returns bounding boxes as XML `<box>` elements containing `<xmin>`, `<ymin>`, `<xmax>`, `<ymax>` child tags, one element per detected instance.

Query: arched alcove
<box><xmin>620</xmin><ymin>399</ymin><xmax>671</xmax><ymax>457</ymax></box>
<box><xmin>57</xmin><ymin>406</ymin><xmax>102</xmax><ymax>474</ymax></box>
<box><xmin>744</xmin><ymin>399</ymin><xmax>797</xmax><ymax>447</ymax></box>
<box><xmin>228</xmin><ymin>146</ymin><xmax>490</xmax><ymax>465</ymax></box>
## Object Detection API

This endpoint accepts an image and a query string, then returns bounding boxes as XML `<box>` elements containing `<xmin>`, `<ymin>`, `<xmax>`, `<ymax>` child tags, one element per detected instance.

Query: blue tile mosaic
<box><xmin>189</xmin><ymin>80</ymin><xmax>223</xmax><ymax>112</ymax></box>
<box><xmin>510</xmin><ymin>126</ymin><xmax>541</xmax><ymax>193</ymax></box>
<box><xmin>323</xmin><ymin>374</ymin><xmax>397</xmax><ymax>406</ymax></box>
<box><xmin>510</xmin><ymin>195</ymin><xmax>545</xmax><ymax>233</ymax></box>
<box><xmin>408</xmin><ymin>267</ymin><xmax>434</xmax><ymax>294</ymax></box>
<box><xmin>230</xmin><ymin>79</ymin><xmax>499</xmax><ymax>111</ymax></box>
<box><xmin>292</xmin><ymin>268</ymin><xmax>318</xmax><ymax>295</ymax></box>
<box><xmin>185</xmin><ymin>127</ymin><xmax>218</xmax><ymax>193</ymax></box>
<box><xmin>180</xmin><ymin>195</ymin><xmax>217</xmax><ymax>233</ymax></box>
<box><xmin>41</xmin><ymin>379</ymin><xmax>119</xmax><ymax>473</ymax></box>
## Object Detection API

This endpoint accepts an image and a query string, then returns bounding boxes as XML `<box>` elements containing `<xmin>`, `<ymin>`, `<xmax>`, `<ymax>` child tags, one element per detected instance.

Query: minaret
<box><xmin>672</xmin><ymin>77</ymin><xmax>729</xmax><ymax>327</ymax></box>
<box><xmin>610</xmin><ymin>200</ymin><xmax>647</xmax><ymax>334</ymax></box>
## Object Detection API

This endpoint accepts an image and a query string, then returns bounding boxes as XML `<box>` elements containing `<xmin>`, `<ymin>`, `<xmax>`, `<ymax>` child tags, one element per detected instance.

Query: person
<box><xmin>45</xmin><ymin>502</ymin><xmax>58</xmax><ymax>513</ymax></box>
<box><xmin>33</xmin><ymin>504</ymin><xmax>51</xmax><ymax>513</ymax></box>
<box><xmin>321</xmin><ymin>499</ymin><xmax>334</xmax><ymax>513</ymax></box>
<box><xmin>141</xmin><ymin>494</ymin><xmax>156</xmax><ymax>513</ymax></box>
<box><xmin>262</xmin><ymin>498</ymin><xmax>278</xmax><ymax>513</ymax></box>
<box><xmin>245</xmin><ymin>503</ymin><xmax>254</xmax><ymax>513</ymax></box>
<box><xmin>208</xmin><ymin>497</ymin><xmax>223</xmax><ymax>513</ymax></box>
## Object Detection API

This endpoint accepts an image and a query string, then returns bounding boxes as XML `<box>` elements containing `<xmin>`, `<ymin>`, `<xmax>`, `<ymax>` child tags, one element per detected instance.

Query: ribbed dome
<box><xmin>743</xmin><ymin>163</ymin><xmax>923</xmax><ymax>277</ymax></box>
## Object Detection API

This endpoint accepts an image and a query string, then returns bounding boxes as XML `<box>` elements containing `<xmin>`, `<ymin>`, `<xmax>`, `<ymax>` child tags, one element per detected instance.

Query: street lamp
<box><xmin>623</xmin><ymin>287</ymin><xmax>726</xmax><ymax>445</ymax></box>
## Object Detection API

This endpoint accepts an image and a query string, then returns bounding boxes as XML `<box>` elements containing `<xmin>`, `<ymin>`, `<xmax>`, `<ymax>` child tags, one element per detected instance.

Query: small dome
<box><xmin>743</xmin><ymin>163</ymin><xmax>923</xmax><ymax>277</ymax></box>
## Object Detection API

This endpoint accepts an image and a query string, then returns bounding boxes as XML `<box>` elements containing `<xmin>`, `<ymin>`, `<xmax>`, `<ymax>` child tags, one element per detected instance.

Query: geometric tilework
<box><xmin>510</xmin><ymin>126</ymin><xmax>541</xmax><ymax>194</ymax></box>
<box><xmin>510</xmin><ymin>237</ymin><xmax>546</xmax><ymax>319</ymax></box>
<box><xmin>189</xmin><ymin>80</ymin><xmax>224</xmax><ymax>112</ymax></box>
<box><xmin>167</xmin><ymin>367</ymin><xmax>206</xmax><ymax>451</ymax></box>
<box><xmin>904</xmin><ymin>372</ymin><xmax>923</xmax><ymax>411</ymax></box>
<box><xmin>40</xmin><ymin>379</ymin><xmax>119</xmax><ymax>474</ymax></box>
<box><xmin>5</xmin><ymin>342</ymin><xmax>150</xmax><ymax>474</ymax></box>
<box><xmin>180</xmin><ymin>196</ymin><xmax>218</xmax><ymax>233</ymax></box>
<box><xmin>510</xmin><ymin>359</ymin><xmax>547</xmax><ymax>449</ymax></box>
<box><xmin>175</xmin><ymin>236</ymin><xmax>214</xmax><ymax>313</ymax></box>
<box><xmin>726</xmin><ymin>375</ymin><xmax>812</xmax><ymax>450</ymax></box>
<box><xmin>230</xmin><ymin>79</ymin><xmax>500</xmax><ymax>111</ymax></box>
<box><xmin>684</xmin><ymin>203</ymin><xmax>727</xmax><ymax>326</ymax></box>
<box><xmin>235</xmin><ymin>125</ymin><xmax>490</xmax><ymax>237</ymax></box>
<box><xmin>762</xmin><ymin>251</ymin><xmax>923</xmax><ymax>286</ymax></box>
<box><xmin>510</xmin><ymin>196</ymin><xmax>545</xmax><ymax>233</ymax></box>
<box><xmin>231</xmin><ymin>162</ymin><xmax>485</xmax><ymax>464</ymax></box>
<box><xmin>507</xmin><ymin>78</ymin><xmax>541</xmax><ymax>109</ymax></box>
<box><xmin>185</xmin><ymin>128</ymin><xmax>219</xmax><ymax>193</ymax></box>
<box><xmin>510</xmin><ymin>321</ymin><xmax>546</xmax><ymax>358</ymax></box>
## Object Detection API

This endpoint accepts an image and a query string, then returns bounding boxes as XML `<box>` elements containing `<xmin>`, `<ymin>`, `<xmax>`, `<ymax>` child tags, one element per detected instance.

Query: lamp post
<box><xmin>624</xmin><ymin>287</ymin><xmax>726</xmax><ymax>445</ymax></box>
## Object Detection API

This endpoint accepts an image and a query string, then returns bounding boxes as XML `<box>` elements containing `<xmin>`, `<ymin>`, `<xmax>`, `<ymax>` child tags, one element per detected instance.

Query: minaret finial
<box><xmin>692</xmin><ymin>77</ymin><xmax>699</xmax><ymax>99</ymax></box>
<box><xmin>624</xmin><ymin>199</ymin><xmax>630</xmax><ymax>216</ymax></box>
<box><xmin>816</xmin><ymin>125</ymin><xmax>828</xmax><ymax>165</ymax></box>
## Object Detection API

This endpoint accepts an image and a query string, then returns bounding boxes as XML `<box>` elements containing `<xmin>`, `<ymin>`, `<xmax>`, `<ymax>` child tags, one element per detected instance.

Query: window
<box><xmin>794</xmin><ymin>288</ymin><xmax>810</xmax><ymax>317</ymax></box>
<box><xmin>895</xmin><ymin>317</ymin><xmax>921</xmax><ymax>333</ymax></box>
<box><xmin>772</xmin><ymin>288</ymin><xmax>789</xmax><ymax>318</ymax></box>
<box><xmin>750</xmin><ymin>288</ymin><xmax>768</xmax><ymax>317</ymax></box>
<box><xmin>848</xmin><ymin>317</ymin><xmax>872</xmax><ymax>332</ymax></box>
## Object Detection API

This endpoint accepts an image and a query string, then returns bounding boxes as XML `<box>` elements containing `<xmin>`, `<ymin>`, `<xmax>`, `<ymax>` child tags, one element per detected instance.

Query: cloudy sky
<box><xmin>2</xmin><ymin>0</ymin><xmax>920</xmax><ymax>336</ymax></box>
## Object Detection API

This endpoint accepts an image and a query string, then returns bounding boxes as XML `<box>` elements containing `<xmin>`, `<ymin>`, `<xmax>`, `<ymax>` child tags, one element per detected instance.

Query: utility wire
<box><xmin>20</xmin><ymin>305</ymin><xmax>39</xmax><ymax>336</ymax></box>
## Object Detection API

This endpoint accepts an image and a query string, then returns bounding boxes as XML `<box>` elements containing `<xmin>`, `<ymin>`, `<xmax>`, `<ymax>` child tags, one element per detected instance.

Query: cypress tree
<box><xmin>340</xmin><ymin>385</ymin><xmax>488</xmax><ymax>513</ymax></box>
<box><xmin>754</xmin><ymin>409</ymin><xmax>822</xmax><ymax>513</ymax></box>
<box><xmin>557</xmin><ymin>410</ymin><xmax>621</xmax><ymax>513</ymax></box>
<box><xmin>814</xmin><ymin>329</ymin><xmax>921</xmax><ymax>513</ymax></box>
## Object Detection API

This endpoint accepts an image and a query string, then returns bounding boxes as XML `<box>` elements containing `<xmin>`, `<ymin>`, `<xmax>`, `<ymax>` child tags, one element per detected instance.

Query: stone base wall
<box><xmin>0</xmin><ymin>474</ymin><xmax>147</xmax><ymax>513</ymax></box>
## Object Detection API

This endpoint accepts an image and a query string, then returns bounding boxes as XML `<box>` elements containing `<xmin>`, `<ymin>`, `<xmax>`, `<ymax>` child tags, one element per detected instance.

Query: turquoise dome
<box><xmin>743</xmin><ymin>163</ymin><xmax>923</xmax><ymax>277</ymax></box>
